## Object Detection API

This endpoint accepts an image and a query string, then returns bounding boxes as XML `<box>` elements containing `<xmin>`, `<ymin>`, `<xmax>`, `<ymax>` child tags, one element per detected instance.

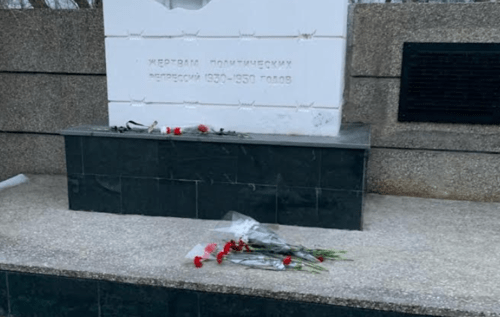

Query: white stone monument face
<box><xmin>103</xmin><ymin>0</ymin><xmax>348</xmax><ymax>136</ymax></box>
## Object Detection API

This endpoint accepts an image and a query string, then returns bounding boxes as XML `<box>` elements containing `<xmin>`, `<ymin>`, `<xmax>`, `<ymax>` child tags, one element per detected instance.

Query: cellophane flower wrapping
<box><xmin>186</xmin><ymin>211</ymin><xmax>348</xmax><ymax>273</ymax></box>
<box><xmin>225</xmin><ymin>253</ymin><xmax>287</xmax><ymax>271</ymax></box>
<box><xmin>213</xmin><ymin>211</ymin><xmax>320</xmax><ymax>263</ymax></box>
<box><xmin>213</xmin><ymin>211</ymin><xmax>291</xmax><ymax>252</ymax></box>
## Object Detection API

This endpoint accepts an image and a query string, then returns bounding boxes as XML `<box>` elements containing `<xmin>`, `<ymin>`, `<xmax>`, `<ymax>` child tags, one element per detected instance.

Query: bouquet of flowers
<box><xmin>185</xmin><ymin>212</ymin><xmax>348</xmax><ymax>274</ymax></box>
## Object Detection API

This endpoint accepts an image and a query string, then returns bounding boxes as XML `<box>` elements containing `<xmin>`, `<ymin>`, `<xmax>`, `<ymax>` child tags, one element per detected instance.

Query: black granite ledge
<box><xmin>61</xmin><ymin>123</ymin><xmax>371</xmax><ymax>150</ymax></box>
<box><xmin>63</xmin><ymin>125</ymin><xmax>369</xmax><ymax>229</ymax></box>
<box><xmin>67</xmin><ymin>174</ymin><xmax>364</xmax><ymax>230</ymax></box>
<box><xmin>0</xmin><ymin>267</ymin><xmax>450</xmax><ymax>317</ymax></box>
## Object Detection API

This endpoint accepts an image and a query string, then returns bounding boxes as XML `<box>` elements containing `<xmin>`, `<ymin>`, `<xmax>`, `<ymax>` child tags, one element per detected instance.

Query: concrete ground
<box><xmin>0</xmin><ymin>175</ymin><xmax>499</xmax><ymax>316</ymax></box>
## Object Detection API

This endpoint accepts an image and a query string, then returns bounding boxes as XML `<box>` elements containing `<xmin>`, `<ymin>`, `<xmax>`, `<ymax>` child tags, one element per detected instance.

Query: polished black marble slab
<box><xmin>237</xmin><ymin>144</ymin><xmax>321</xmax><ymax>187</ymax></box>
<box><xmin>100</xmin><ymin>281</ymin><xmax>198</xmax><ymax>317</ymax></box>
<box><xmin>62</xmin><ymin>124</ymin><xmax>370</xmax><ymax>230</ymax></box>
<box><xmin>0</xmin><ymin>272</ymin><xmax>7</xmax><ymax>317</ymax></box>
<box><xmin>82</xmin><ymin>136</ymin><xmax>122</xmax><ymax>176</ymax></box>
<box><xmin>121</xmin><ymin>177</ymin><xmax>159</xmax><ymax>215</ymax></box>
<box><xmin>68</xmin><ymin>174</ymin><xmax>121</xmax><ymax>214</ymax></box>
<box><xmin>321</xmin><ymin>148</ymin><xmax>368</xmax><ymax>191</ymax></box>
<box><xmin>8</xmin><ymin>272</ymin><xmax>99</xmax><ymax>317</ymax></box>
<box><xmin>277</xmin><ymin>186</ymin><xmax>319</xmax><ymax>227</ymax></box>
<box><xmin>198</xmin><ymin>182</ymin><xmax>277</xmax><ymax>223</ymax></box>
<box><xmin>159</xmin><ymin>179</ymin><xmax>197</xmax><ymax>218</ymax></box>
<box><xmin>318</xmin><ymin>189</ymin><xmax>364</xmax><ymax>230</ymax></box>
<box><xmin>158</xmin><ymin>140</ymin><xmax>239</xmax><ymax>182</ymax></box>
<box><xmin>0</xmin><ymin>270</ymin><xmax>429</xmax><ymax>317</ymax></box>
<box><xmin>64</xmin><ymin>136</ymin><xmax>83</xmax><ymax>175</ymax></box>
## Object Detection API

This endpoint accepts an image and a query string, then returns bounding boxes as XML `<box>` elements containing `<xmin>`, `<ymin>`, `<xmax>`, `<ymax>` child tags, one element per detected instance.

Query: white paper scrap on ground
<box><xmin>0</xmin><ymin>174</ymin><xmax>29</xmax><ymax>192</ymax></box>
<box><xmin>103</xmin><ymin>0</ymin><xmax>349</xmax><ymax>136</ymax></box>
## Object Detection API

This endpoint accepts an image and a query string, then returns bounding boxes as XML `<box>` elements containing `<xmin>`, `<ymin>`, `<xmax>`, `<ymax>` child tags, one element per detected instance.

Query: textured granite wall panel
<box><xmin>0</xmin><ymin>133</ymin><xmax>66</xmax><ymax>181</ymax></box>
<box><xmin>0</xmin><ymin>9</ymin><xmax>105</xmax><ymax>74</ymax></box>
<box><xmin>0</xmin><ymin>10</ymin><xmax>106</xmax><ymax>183</ymax></box>
<box><xmin>343</xmin><ymin>3</ymin><xmax>500</xmax><ymax>203</ymax></box>
<box><xmin>344</xmin><ymin>77</ymin><xmax>500</xmax><ymax>152</ymax></box>
<box><xmin>350</xmin><ymin>3</ymin><xmax>500</xmax><ymax>77</ymax></box>
<box><xmin>0</xmin><ymin>73</ymin><xmax>108</xmax><ymax>133</ymax></box>
<box><xmin>367</xmin><ymin>148</ymin><xmax>500</xmax><ymax>202</ymax></box>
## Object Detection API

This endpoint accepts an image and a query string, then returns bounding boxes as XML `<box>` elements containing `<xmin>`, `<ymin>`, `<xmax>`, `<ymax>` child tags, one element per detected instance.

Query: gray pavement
<box><xmin>0</xmin><ymin>175</ymin><xmax>499</xmax><ymax>316</ymax></box>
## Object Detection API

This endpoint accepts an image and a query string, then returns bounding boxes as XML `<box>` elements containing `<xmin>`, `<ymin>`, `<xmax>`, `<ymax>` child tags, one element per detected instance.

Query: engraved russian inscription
<box><xmin>209</xmin><ymin>60</ymin><xmax>292</xmax><ymax>70</ymax></box>
<box><xmin>148</xmin><ymin>59</ymin><xmax>199</xmax><ymax>68</ymax></box>
<box><xmin>149</xmin><ymin>73</ymin><xmax>201</xmax><ymax>83</ymax></box>
<box><xmin>148</xmin><ymin>57</ymin><xmax>293</xmax><ymax>86</ymax></box>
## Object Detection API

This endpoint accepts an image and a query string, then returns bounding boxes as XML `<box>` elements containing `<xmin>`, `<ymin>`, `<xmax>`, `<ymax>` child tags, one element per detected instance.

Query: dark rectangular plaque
<box><xmin>399</xmin><ymin>43</ymin><xmax>500</xmax><ymax>124</ymax></box>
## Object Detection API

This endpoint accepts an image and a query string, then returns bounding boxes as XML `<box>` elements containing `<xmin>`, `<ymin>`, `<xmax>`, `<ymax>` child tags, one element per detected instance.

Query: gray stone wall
<box><xmin>2</xmin><ymin>4</ymin><xmax>500</xmax><ymax>202</ymax></box>
<box><xmin>343</xmin><ymin>3</ymin><xmax>500</xmax><ymax>201</ymax></box>
<box><xmin>0</xmin><ymin>9</ymin><xmax>107</xmax><ymax>181</ymax></box>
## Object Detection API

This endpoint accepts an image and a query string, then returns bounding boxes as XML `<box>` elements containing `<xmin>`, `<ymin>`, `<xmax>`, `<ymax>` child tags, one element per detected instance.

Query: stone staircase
<box><xmin>1</xmin><ymin>175</ymin><xmax>499</xmax><ymax>317</ymax></box>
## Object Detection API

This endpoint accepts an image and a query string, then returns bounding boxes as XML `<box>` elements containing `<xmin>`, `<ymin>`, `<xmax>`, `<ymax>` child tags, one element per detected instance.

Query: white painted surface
<box><xmin>103</xmin><ymin>0</ymin><xmax>348</xmax><ymax>37</ymax></box>
<box><xmin>105</xmin><ymin>38</ymin><xmax>345</xmax><ymax>109</ymax></box>
<box><xmin>103</xmin><ymin>0</ymin><xmax>349</xmax><ymax>136</ymax></box>
<box><xmin>109</xmin><ymin>103</ymin><xmax>342</xmax><ymax>136</ymax></box>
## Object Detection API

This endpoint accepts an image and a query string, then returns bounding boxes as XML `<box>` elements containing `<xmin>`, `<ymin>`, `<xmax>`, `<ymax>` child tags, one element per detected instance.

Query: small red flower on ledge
<box><xmin>317</xmin><ymin>256</ymin><xmax>324</xmax><ymax>263</ymax></box>
<box><xmin>230</xmin><ymin>240</ymin><xmax>240</xmax><ymax>251</ymax></box>
<box><xmin>198</xmin><ymin>124</ymin><xmax>209</xmax><ymax>133</ymax></box>
<box><xmin>283</xmin><ymin>256</ymin><xmax>292</xmax><ymax>266</ymax></box>
<box><xmin>203</xmin><ymin>243</ymin><xmax>217</xmax><ymax>259</ymax></box>
<box><xmin>223</xmin><ymin>242</ymin><xmax>232</xmax><ymax>255</ymax></box>
<box><xmin>238</xmin><ymin>239</ymin><xmax>251</xmax><ymax>252</ymax></box>
<box><xmin>174</xmin><ymin>127</ymin><xmax>182</xmax><ymax>135</ymax></box>
<box><xmin>194</xmin><ymin>256</ymin><xmax>203</xmax><ymax>268</ymax></box>
<box><xmin>217</xmin><ymin>251</ymin><xmax>225</xmax><ymax>264</ymax></box>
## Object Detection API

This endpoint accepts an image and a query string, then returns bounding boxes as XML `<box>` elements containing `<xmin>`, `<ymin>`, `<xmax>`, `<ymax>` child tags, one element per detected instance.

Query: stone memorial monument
<box><xmin>103</xmin><ymin>0</ymin><xmax>348</xmax><ymax>136</ymax></box>
<box><xmin>62</xmin><ymin>0</ymin><xmax>370</xmax><ymax>230</ymax></box>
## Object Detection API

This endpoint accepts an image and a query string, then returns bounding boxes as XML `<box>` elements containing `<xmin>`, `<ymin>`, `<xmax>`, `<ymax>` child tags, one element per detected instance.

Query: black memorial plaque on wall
<box><xmin>398</xmin><ymin>43</ymin><xmax>500</xmax><ymax>124</ymax></box>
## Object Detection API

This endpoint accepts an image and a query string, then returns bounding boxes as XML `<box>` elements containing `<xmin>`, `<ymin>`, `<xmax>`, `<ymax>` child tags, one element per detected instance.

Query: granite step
<box><xmin>0</xmin><ymin>175</ymin><xmax>499</xmax><ymax>317</ymax></box>
<box><xmin>62</xmin><ymin>123</ymin><xmax>370</xmax><ymax>231</ymax></box>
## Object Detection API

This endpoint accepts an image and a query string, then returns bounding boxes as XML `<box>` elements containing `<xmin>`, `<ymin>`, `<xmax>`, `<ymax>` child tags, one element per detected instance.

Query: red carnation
<box><xmin>223</xmin><ymin>242</ymin><xmax>232</xmax><ymax>255</ymax></box>
<box><xmin>174</xmin><ymin>127</ymin><xmax>182</xmax><ymax>135</ymax></box>
<box><xmin>204</xmin><ymin>243</ymin><xmax>217</xmax><ymax>254</ymax></box>
<box><xmin>167</xmin><ymin>127</ymin><xmax>171</xmax><ymax>134</ymax></box>
<box><xmin>217</xmin><ymin>251</ymin><xmax>225</xmax><ymax>264</ymax></box>
<box><xmin>317</xmin><ymin>256</ymin><xmax>324</xmax><ymax>263</ymax></box>
<box><xmin>230</xmin><ymin>240</ymin><xmax>242</xmax><ymax>252</ymax></box>
<box><xmin>238</xmin><ymin>239</ymin><xmax>251</xmax><ymax>252</ymax></box>
<box><xmin>194</xmin><ymin>256</ymin><xmax>203</xmax><ymax>268</ymax></box>
<box><xmin>202</xmin><ymin>243</ymin><xmax>217</xmax><ymax>259</ymax></box>
<box><xmin>283</xmin><ymin>256</ymin><xmax>292</xmax><ymax>266</ymax></box>
<box><xmin>198</xmin><ymin>124</ymin><xmax>209</xmax><ymax>133</ymax></box>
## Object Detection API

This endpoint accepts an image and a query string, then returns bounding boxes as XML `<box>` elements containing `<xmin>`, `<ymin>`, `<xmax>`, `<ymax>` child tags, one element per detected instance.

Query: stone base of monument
<box><xmin>61</xmin><ymin>123</ymin><xmax>370</xmax><ymax>230</ymax></box>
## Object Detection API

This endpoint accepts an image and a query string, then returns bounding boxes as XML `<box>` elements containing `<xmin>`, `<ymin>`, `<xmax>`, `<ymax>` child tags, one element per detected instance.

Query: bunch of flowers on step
<box><xmin>160</xmin><ymin>124</ymin><xmax>248</xmax><ymax>137</ymax></box>
<box><xmin>185</xmin><ymin>212</ymin><xmax>348</xmax><ymax>274</ymax></box>
<box><xmin>160</xmin><ymin>124</ymin><xmax>209</xmax><ymax>135</ymax></box>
